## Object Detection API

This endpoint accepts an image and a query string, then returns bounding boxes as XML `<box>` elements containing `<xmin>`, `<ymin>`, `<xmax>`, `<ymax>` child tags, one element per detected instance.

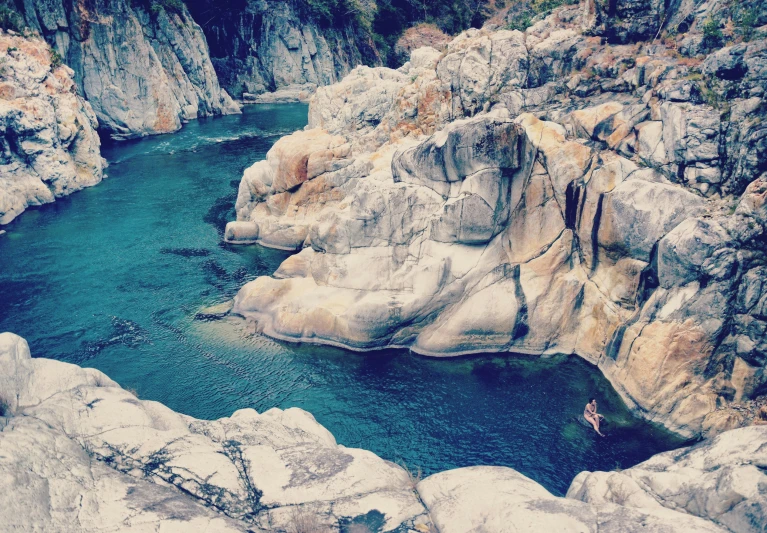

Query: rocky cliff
<box><xmin>185</xmin><ymin>0</ymin><xmax>381</xmax><ymax>99</ymax></box>
<box><xmin>224</xmin><ymin>2</ymin><xmax>767</xmax><ymax>438</ymax></box>
<box><xmin>1</xmin><ymin>331</ymin><xmax>764</xmax><ymax>532</ymax></box>
<box><xmin>0</xmin><ymin>31</ymin><xmax>105</xmax><ymax>225</ymax></box>
<box><xmin>19</xmin><ymin>0</ymin><xmax>240</xmax><ymax>139</ymax></box>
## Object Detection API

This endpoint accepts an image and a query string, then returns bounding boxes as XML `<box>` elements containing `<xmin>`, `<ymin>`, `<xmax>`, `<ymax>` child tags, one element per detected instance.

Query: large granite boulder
<box><xmin>0</xmin><ymin>32</ymin><xmax>106</xmax><ymax>225</ymax></box>
<box><xmin>3</xmin><ymin>332</ymin><xmax>764</xmax><ymax>532</ymax></box>
<box><xmin>0</xmin><ymin>332</ymin><xmax>431</xmax><ymax>532</ymax></box>
<box><xmin>569</xmin><ymin>426</ymin><xmax>767</xmax><ymax>533</ymax></box>
<box><xmin>225</xmin><ymin>4</ymin><xmax>767</xmax><ymax>439</ymax></box>
<box><xmin>420</xmin><ymin>466</ymin><xmax>727</xmax><ymax>532</ymax></box>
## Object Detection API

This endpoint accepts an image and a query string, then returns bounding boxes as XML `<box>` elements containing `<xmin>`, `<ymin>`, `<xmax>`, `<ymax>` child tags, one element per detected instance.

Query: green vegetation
<box><xmin>734</xmin><ymin>5</ymin><xmax>760</xmax><ymax>42</ymax></box>
<box><xmin>696</xmin><ymin>75</ymin><xmax>723</xmax><ymax>109</ymax></box>
<box><xmin>152</xmin><ymin>0</ymin><xmax>186</xmax><ymax>15</ymax></box>
<box><xmin>369</xmin><ymin>0</ymin><xmax>508</xmax><ymax>66</ymax></box>
<box><xmin>50</xmin><ymin>48</ymin><xmax>63</xmax><ymax>68</ymax></box>
<box><xmin>132</xmin><ymin>0</ymin><xmax>187</xmax><ymax>17</ymax></box>
<box><xmin>0</xmin><ymin>0</ymin><xmax>24</xmax><ymax>33</ymax></box>
<box><xmin>298</xmin><ymin>0</ymin><xmax>374</xmax><ymax>32</ymax></box>
<box><xmin>506</xmin><ymin>12</ymin><xmax>533</xmax><ymax>32</ymax></box>
<box><xmin>701</xmin><ymin>15</ymin><xmax>723</xmax><ymax>50</ymax></box>
<box><xmin>504</xmin><ymin>0</ymin><xmax>578</xmax><ymax>33</ymax></box>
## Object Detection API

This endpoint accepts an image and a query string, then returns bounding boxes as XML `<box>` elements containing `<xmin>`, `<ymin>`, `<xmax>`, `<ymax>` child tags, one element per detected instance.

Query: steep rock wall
<box><xmin>0</xmin><ymin>31</ymin><xmax>105</xmax><ymax>225</ymax></box>
<box><xmin>225</xmin><ymin>5</ymin><xmax>767</xmax><ymax>438</ymax></box>
<box><xmin>186</xmin><ymin>0</ymin><xmax>381</xmax><ymax>98</ymax></box>
<box><xmin>20</xmin><ymin>0</ymin><xmax>240</xmax><ymax>139</ymax></box>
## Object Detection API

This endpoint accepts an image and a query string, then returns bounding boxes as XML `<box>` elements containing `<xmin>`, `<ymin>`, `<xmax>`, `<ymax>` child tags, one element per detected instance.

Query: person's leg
<box><xmin>585</xmin><ymin>415</ymin><xmax>603</xmax><ymax>436</ymax></box>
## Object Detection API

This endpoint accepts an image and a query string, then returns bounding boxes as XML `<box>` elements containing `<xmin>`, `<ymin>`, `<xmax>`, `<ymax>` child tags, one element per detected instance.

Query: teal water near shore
<box><xmin>0</xmin><ymin>104</ymin><xmax>685</xmax><ymax>495</ymax></box>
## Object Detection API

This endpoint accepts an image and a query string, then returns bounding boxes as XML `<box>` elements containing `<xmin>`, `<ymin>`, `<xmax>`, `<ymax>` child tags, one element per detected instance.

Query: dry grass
<box><xmin>396</xmin><ymin>23</ymin><xmax>451</xmax><ymax>54</ymax></box>
<box><xmin>396</xmin><ymin>460</ymin><xmax>423</xmax><ymax>491</ymax></box>
<box><xmin>286</xmin><ymin>506</ymin><xmax>331</xmax><ymax>533</ymax></box>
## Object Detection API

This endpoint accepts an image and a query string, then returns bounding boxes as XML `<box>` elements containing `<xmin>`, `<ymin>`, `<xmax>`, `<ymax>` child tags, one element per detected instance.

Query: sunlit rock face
<box><xmin>0</xmin><ymin>32</ymin><xmax>106</xmax><ymax>225</ymax></box>
<box><xmin>20</xmin><ymin>0</ymin><xmax>239</xmax><ymax>139</ymax></box>
<box><xmin>227</xmin><ymin>3</ymin><xmax>767</xmax><ymax>438</ymax></box>
<box><xmin>0</xmin><ymin>332</ymin><xmax>431</xmax><ymax>532</ymax></box>
<box><xmin>569</xmin><ymin>426</ymin><xmax>767</xmax><ymax>533</ymax></box>
<box><xmin>2</xmin><ymin>331</ymin><xmax>763</xmax><ymax>532</ymax></box>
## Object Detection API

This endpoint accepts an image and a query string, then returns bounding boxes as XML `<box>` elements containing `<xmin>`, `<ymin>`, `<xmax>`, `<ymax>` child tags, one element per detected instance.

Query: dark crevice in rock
<box><xmin>510</xmin><ymin>264</ymin><xmax>530</xmax><ymax>341</ymax></box>
<box><xmin>565</xmin><ymin>180</ymin><xmax>582</xmax><ymax>230</ymax></box>
<box><xmin>605</xmin><ymin>309</ymin><xmax>643</xmax><ymax>361</ymax></box>
<box><xmin>590</xmin><ymin>192</ymin><xmax>605</xmax><ymax>274</ymax></box>
<box><xmin>220</xmin><ymin>439</ymin><xmax>264</xmax><ymax>519</ymax></box>
<box><xmin>636</xmin><ymin>243</ymin><xmax>660</xmax><ymax>307</ymax></box>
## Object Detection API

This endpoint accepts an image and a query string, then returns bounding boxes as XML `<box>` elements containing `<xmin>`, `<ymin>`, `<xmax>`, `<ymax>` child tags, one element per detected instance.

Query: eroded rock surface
<box><xmin>2</xmin><ymin>331</ymin><xmax>764</xmax><ymax>532</ymax></box>
<box><xmin>20</xmin><ymin>0</ymin><xmax>240</xmax><ymax>139</ymax></box>
<box><xmin>0</xmin><ymin>332</ymin><xmax>430</xmax><ymax>532</ymax></box>
<box><xmin>419</xmin><ymin>466</ymin><xmax>729</xmax><ymax>533</ymax></box>
<box><xmin>569</xmin><ymin>426</ymin><xmax>767</xmax><ymax>533</ymax></box>
<box><xmin>0</xmin><ymin>32</ymin><xmax>106</xmax><ymax>225</ymax></box>
<box><xmin>0</xmin><ymin>333</ymin><xmax>767</xmax><ymax>533</ymax></box>
<box><xmin>226</xmin><ymin>3</ymin><xmax>767</xmax><ymax>438</ymax></box>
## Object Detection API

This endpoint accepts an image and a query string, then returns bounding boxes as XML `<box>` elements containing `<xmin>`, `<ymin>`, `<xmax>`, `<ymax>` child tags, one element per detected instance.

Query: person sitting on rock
<box><xmin>584</xmin><ymin>398</ymin><xmax>605</xmax><ymax>437</ymax></box>
<box><xmin>754</xmin><ymin>405</ymin><xmax>767</xmax><ymax>426</ymax></box>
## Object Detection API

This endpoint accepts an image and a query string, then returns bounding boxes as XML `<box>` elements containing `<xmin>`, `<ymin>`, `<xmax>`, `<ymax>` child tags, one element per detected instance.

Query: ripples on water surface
<box><xmin>0</xmin><ymin>104</ymin><xmax>686</xmax><ymax>495</ymax></box>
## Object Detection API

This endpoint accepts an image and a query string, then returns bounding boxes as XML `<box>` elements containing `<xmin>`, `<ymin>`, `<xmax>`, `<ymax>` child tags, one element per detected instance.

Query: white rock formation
<box><xmin>0</xmin><ymin>332</ymin><xmax>430</xmax><ymax>532</ymax></box>
<box><xmin>21</xmin><ymin>0</ymin><xmax>241</xmax><ymax>139</ymax></box>
<box><xmin>243</xmin><ymin>83</ymin><xmax>317</xmax><ymax>104</ymax></box>
<box><xmin>419</xmin><ymin>466</ymin><xmax>728</xmax><ymax>533</ymax></box>
<box><xmin>2</xmin><ymin>331</ymin><xmax>764</xmax><ymax>532</ymax></box>
<box><xmin>0</xmin><ymin>32</ymin><xmax>106</xmax><ymax>225</ymax></box>
<box><xmin>225</xmin><ymin>6</ymin><xmax>767</xmax><ymax>439</ymax></box>
<box><xmin>569</xmin><ymin>426</ymin><xmax>767</xmax><ymax>533</ymax></box>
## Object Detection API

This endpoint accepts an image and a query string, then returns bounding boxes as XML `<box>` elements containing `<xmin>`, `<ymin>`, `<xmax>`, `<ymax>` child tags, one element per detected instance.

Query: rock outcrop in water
<box><xmin>19</xmin><ymin>0</ymin><xmax>240</xmax><ymax>139</ymax></box>
<box><xmin>1</xmin><ymin>331</ymin><xmax>764</xmax><ymax>532</ymax></box>
<box><xmin>186</xmin><ymin>0</ymin><xmax>381</xmax><ymax>100</ymax></box>
<box><xmin>226</xmin><ymin>3</ymin><xmax>767</xmax><ymax>437</ymax></box>
<box><xmin>0</xmin><ymin>32</ymin><xmax>105</xmax><ymax>225</ymax></box>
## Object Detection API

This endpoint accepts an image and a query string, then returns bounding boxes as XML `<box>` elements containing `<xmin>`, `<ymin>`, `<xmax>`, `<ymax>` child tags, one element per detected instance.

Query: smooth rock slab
<box><xmin>418</xmin><ymin>466</ymin><xmax>726</xmax><ymax>533</ymax></box>
<box><xmin>0</xmin><ymin>332</ymin><xmax>429</xmax><ymax>532</ymax></box>
<box><xmin>568</xmin><ymin>426</ymin><xmax>767</xmax><ymax>533</ymax></box>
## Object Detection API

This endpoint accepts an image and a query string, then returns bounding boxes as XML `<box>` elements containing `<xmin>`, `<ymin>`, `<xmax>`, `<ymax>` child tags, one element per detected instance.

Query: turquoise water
<box><xmin>0</xmin><ymin>104</ymin><xmax>685</xmax><ymax>495</ymax></box>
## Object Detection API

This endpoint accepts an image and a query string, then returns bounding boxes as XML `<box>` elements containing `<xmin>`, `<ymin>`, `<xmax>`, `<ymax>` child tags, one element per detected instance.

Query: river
<box><xmin>0</xmin><ymin>103</ymin><xmax>685</xmax><ymax>495</ymax></box>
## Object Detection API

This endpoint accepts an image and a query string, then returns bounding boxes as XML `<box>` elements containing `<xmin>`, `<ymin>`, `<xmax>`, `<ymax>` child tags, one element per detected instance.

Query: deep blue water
<box><xmin>0</xmin><ymin>104</ymin><xmax>686</xmax><ymax>495</ymax></box>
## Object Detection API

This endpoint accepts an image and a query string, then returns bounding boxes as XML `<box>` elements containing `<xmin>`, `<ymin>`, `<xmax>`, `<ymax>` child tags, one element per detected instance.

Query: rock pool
<box><xmin>0</xmin><ymin>103</ymin><xmax>686</xmax><ymax>496</ymax></box>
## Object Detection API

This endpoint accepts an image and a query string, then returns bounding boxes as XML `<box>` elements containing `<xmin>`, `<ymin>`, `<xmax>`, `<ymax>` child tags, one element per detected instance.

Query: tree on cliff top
<box><xmin>373</xmin><ymin>0</ymin><xmax>510</xmax><ymax>66</ymax></box>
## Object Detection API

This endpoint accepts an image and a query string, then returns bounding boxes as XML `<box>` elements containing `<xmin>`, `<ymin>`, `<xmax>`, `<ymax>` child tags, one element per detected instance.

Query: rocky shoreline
<box><xmin>1</xmin><ymin>331</ymin><xmax>765</xmax><ymax>532</ymax></box>
<box><xmin>1</xmin><ymin>0</ymin><xmax>766</xmax><ymax>530</ymax></box>
<box><xmin>223</xmin><ymin>2</ymin><xmax>767</xmax><ymax>440</ymax></box>
<box><xmin>0</xmin><ymin>32</ymin><xmax>106</xmax><ymax>225</ymax></box>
